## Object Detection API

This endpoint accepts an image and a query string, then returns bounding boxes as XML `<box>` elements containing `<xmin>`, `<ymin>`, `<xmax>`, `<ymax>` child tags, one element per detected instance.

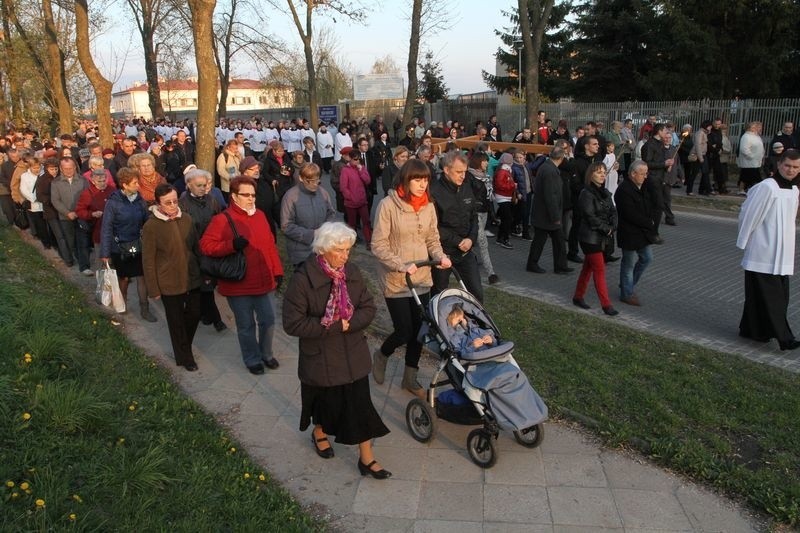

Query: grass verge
<box><xmin>482</xmin><ymin>287</ymin><xmax>799</xmax><ymax>526</ymax></box>
<box><xmin>0</xmin><ymin>227</ymin><xmax>322</xmax><ymax>532</ymax></box>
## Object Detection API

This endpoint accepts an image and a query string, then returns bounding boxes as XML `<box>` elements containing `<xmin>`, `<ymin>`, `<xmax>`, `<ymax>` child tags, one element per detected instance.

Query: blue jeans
<box><xmin>619</xmin><ymin>246</ymin><xmax>652</xmax><ymax>299</ymax></box>
<box><xmin>226</xmin><ymin>293</ymin><xmax>275</xmax><ymax>368</ymax></box>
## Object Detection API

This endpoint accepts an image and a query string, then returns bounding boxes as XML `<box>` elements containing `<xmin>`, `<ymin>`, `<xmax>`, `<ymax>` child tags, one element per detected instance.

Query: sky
<box><xmin>110</xmin><ymin>0</ymin><xmax>514</xmax><ymax>96</ymax></box>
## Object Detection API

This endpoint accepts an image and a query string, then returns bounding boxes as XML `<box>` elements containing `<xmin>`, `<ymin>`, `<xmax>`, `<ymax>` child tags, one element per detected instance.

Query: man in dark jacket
<box><xmin>526</xmin><ymin>145</ymin><xmax>572</xmax><ymax>274</ymax></box>
<box><xmin>615</xmin><ymin>160</ymin><xmax>657</xmax><ymax>306</ymax></box>
<box><xmin>707</xmin><ymin>118</ymin><xmax>727</xmax><ymax>194</ymax></box>
<box><xmin>641</xmin><ymin>124</ymin><xmax>672</xmax><ymax>241</ymax></box>
<box><xmin>430</xmin><ymin>151</ymin><xmax>483</xmax><ymax>302</ymax></box>
<box><xmin>109</xmin><ymin>137</ymin><xmax>141</xmax><ymax>182</ymax></box>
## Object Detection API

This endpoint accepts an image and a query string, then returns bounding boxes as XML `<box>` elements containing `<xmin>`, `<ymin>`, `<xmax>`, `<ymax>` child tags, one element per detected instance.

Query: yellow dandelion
<box><xmin>258</xmin><ymin>474</ymin><xmax>266</xmax><ymax>482</ymax></box>
<box><xmin>11</xmin><ymin>492</ymin><xmax>19</xmax><ymax>499</ymax></box>
<box><xmin>69</xmin><ymin>513</ymin><xmax>77</xmax><ymax>521</ymax></box>
<box><xmin>243</xmin><ymin>472</ymin><xmax>250</xmax><ymax>479</ymax></box>
<box><xmin>60</xmin><ymin>364</ymin><xmax>67</xmax><ymax>369</ymax></box>
<box><xmin>35</xmin><ymin>384</ymin><xmax>43</xmax><ymax>389</ymax></box>
<box><xmin>72</xmin><ymin>494</ymin><xmax>83</xmax><ymax>503</ymax></box>
<box><xmin>229</xmin><ymin>447</ymin><xmax>236</xmax><ymax>453</ymax></box>
<box><xmin>92</xmin><ymin>320</ymin><xmax>97</xmax><ymax>326</ymax></box>
<box><xmin>117</xmin><ymin>437</ymin><xmax>125</xmax><ymax>445</ymax></box>
<box><xmin>5</xmin><ymin>480</ymin><xmax>13</xmax><ymax>488</ymax></box>
<box><xmin>22</xmin><ymin>413</ymin><xmax>31</xmax><ymax>421</ymax></box>
<box><xmin>23</xmin><ymin>353</ymin><xmax>32</xmax><ymax>364</ymax></box>
<box><xmin>128</xmin><ymin>404</ymin><xmax>136</xmax><ymax>411</ymax></box>
<box><xmin>35</xmin><ymin>499</ymin><xmax>45</xmax><ymax>508</ymax></box>
<box><xmin>24</xmin><ymin>489</ymin><xmax>31</xmax><ymax>494</ymax></box>
<box><xmin>19</xmin><ymin>482</ymin><xmax>29</xmax><ymax>490</ymax></box>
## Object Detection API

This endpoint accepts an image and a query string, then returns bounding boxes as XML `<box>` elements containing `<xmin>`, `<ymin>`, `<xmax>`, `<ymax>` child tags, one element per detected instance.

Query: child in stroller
<box><xmin>446</xmin><ymin>303</ymin><xmax>496</xmax><ymax>355</ymax></box>
<box><xmin>403</xmin><ymin>261</ymin><xmax>548</xmax><ymax>468</ymax></box>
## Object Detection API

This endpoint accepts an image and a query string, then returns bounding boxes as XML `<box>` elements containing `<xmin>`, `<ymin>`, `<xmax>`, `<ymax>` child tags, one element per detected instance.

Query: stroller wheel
<box><xmin>405</xmin><ymin>398</ymin><xmax>436</xmax><ymax>443</ymax></box>
<box><xmin>513</xmin><ymin>423</ymin><xmax>545</xmax><ymax>448</ymax></box>
<box><xmin>467</xmin><ymin>428</ymin><xmax>498</xmax><ymax>468</ymax></box>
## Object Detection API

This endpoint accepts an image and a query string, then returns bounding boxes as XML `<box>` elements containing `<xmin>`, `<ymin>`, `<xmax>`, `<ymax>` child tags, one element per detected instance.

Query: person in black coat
<box><xmin>614</xmin><ymin>160</ymin><xmax>657</xmax><ymax>306</ymax></box>
<box><xmin>641</xmin><ymin>124</ymin><xmax>673</xmax><ymax>240</ymax></box>
<box><xmin>572</xmin><ymin>162</ymin><xmax>618</xmax><ymax>316</ymax></box>
<box><xmin>526</xmin><ymin>145</ymin><xmax>571</xmax><ymax>274</ymax></box>
<box><xmin>301</xmin><ymin>136</ymin><xmax>323</xmax><ymax>168</ymax></box>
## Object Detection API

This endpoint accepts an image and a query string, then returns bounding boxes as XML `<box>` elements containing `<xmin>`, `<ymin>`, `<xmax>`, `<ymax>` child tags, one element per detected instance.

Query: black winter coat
<box><xmin>282</xmin><ymin>257</ymin><xmax>376</xmax><ymax>388</ymax></box>
<box><xmin>531</xmin><ymin>159</ymin><xmax>563</xmax><ymax>231</ymax></box>
<box><xmin>614</xmin><ymin>179</ymin><xmax>657</xmax><ymax>250</ymax></box>
<box><xmin>577</xmin><ymin>183</ymin><xmax>617</xmax><ymax>245</ymax></box>
<box><xmin>429</xmin><ymin>174</ymin><xmax>478</xmax><ymax>256</ymax></box>
<box><xmin>641</xmin><ymin>138</ymin><xmax>668</xmax><ymax>185</ymax></box>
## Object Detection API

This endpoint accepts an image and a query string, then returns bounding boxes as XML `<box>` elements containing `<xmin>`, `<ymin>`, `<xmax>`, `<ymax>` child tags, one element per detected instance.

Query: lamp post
<box><xmin>513</xmin><ymin>39</ymin><xmax>523</xmax><ymax>132</ymax></box>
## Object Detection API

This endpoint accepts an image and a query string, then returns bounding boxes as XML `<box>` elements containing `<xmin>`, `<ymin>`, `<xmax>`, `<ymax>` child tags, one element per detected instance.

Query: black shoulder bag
<box><xmin>199</xmin><ymin>211</ymin><xmax>247</xmax><ymax>280</ymax></box>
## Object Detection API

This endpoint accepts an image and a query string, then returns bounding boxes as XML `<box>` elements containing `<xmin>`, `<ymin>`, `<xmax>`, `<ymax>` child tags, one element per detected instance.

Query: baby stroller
<box><xmin>403</xmin><ymin>261</ymin><xmax>548</xmax><ymax>468</ymax></box>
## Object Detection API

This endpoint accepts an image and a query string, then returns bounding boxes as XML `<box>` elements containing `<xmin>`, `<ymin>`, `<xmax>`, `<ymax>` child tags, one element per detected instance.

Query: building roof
<box><xmin>113</xmin><ymin>79</ymin><xmax>281</xmax><ymax>96</ymax></box>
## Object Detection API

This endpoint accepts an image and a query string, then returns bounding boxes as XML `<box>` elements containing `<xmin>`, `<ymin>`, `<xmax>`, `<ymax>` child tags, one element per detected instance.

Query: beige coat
<box><xmin>10</xmin><ymin>160</ymin><xmax>28</xmax><ymax>204</ymax></box>
<box><xmin>215</xmin><ymin>150</ymin><xmax>242</xmax><ymax>193</ymax></box>
<box><xmin>371</xmin><ymin>189</ymin><xmax>446</xmax><ymax>298</ymax></box>
<box><xmin>692</xmin><ymin>129</ymin><xmax>708</xmax><ymax>163</ymax></box>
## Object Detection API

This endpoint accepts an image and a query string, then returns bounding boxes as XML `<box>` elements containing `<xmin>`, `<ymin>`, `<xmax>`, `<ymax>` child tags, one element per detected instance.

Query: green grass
<box><xmin>0</xmin><ymin>227</ymin><xmax>323</xmax><ymax>532</ymax></box>
<box><xmin>482</xmin><ymin>288</ymin><xmax>800</xmax><ymax>526</ymax></box>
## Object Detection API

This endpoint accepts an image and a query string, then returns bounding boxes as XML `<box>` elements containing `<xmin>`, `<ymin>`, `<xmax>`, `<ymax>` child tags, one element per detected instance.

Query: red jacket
<box><xmin>75</xmin><ymin>182</ymin><xmax>116</xmax><ymax>243</ymax></box>
<box><xmin>493</xmin><ymin>167</ymin><xmax>517</xmax><ymax>198</ymax></box>
<box><xmin>199</xmin><ymin>202</ymin><xmax>284</xmax><ymax>296</ymax></box>
<box><xmin>340</xmin><ymin>163</ymin><xmax>370</xmax><ymax>208</ymax></box>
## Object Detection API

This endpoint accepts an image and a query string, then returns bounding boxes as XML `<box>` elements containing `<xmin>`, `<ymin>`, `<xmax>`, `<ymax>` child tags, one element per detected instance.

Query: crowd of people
<box><xmin>1</xmin><ymin>109</ymin><xmax>799</xmax><ymax>480</ymax></box>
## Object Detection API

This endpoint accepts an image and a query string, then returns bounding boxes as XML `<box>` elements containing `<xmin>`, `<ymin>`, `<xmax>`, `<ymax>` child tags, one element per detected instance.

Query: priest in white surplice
<box><xmin>736</xmin><ymin>149</ymin><xmax>800</xmax><ymax>350</ymax></box>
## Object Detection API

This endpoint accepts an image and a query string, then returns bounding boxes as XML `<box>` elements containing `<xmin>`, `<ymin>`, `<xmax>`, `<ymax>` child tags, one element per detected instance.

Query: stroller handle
<box><xmin>405</xmin><ymin>259</ymin><xmax>460</xmax><ymax>290</ymax></box>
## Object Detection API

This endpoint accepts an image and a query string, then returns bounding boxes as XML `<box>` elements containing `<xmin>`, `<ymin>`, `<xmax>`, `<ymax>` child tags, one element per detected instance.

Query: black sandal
<box><xmin>311</xmin><ymin>432</ymin><xmax>334</xmax><ymax>459</ymax></box>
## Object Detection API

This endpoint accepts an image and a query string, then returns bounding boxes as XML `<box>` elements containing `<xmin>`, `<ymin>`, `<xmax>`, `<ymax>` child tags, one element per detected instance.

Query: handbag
<box><xmin>13</xmin><ymin>203</ymin><xmax>29</xmax><ymax>230</ymax></box>
<box><xmin>199</xmin><ymin>211</ymin><xmax>246</xmax><ymax>281</ymax></box>
<box><xmin>77</xmin><ymin>218</ymin><xmax>94</xmax><ymax>233</ymax></box>
<box><xmin>688</xmin><ymin>152</ymin><xmax>698</xmax><ymax>162</ymax></box>
<box><xmin>116</xmin><ymin>237</ymin><xmax>142</xmax><ymax>261</ymax></box>
<box><xmin>97</xmin><ymin>260</ymin><xmax>126</xmax><ymax>313</ymax></box>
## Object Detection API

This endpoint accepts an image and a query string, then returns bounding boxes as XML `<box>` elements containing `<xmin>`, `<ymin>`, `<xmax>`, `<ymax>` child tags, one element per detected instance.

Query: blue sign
<box><xmin>318</xmin><ymin>105</ymin><xmax>338</xmax><ymax>126</ymax></box>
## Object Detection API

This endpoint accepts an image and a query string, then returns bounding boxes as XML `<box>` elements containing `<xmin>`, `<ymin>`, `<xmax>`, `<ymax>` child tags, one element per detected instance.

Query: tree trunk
<box><xmin>518</xmin><ymin>0</ymin><xmax>554</xmax><ymax>130</ymax></box>
<box><xmin>74</xmin><ymin>0</ymin><xmax>114</xmax><ymax>149</ymax></box>
<box><xmin>0</xmin><ymin>4</ymin><xmax>23</xmax><ymax>125</ymax></box>
<box><xmin>287</xmin><ymin>0</ymin><xmax>318</xmax><ymax>129</ymax></box>
<box><xmin>42</xmin><ymin>0</ymin><xmax>73</xmax><ymax>133</ymax></box>
<box><xmin>402</xmin><ymin>0</ymin><xmax>423</xmax><ymax>126</ymax></box>
<box><xmin>188</xmin><ymin>0</ymin><xmax>218</xmax><ymax>172</ymax></box>
<box><xmin>142</xmin><ymin>33</ymin><xmax>165</xmax><ymax>119</ymax></box>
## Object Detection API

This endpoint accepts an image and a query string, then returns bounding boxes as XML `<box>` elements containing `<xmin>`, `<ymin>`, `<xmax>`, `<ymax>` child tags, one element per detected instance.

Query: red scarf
<box><xmin>397</xmin><ymin>185</ymin><xmax>429</xmax><ymax>213</ymax></box>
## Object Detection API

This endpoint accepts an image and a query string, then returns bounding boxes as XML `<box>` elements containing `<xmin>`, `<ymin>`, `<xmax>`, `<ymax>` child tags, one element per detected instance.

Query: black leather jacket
<box><xmin>577</xmin><ymin>183</ymin><xmax>617</xmax><ymax>245</ymax></box>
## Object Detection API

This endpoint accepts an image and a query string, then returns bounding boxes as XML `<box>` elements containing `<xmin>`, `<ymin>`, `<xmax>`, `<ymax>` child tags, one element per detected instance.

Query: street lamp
<box><xmin>513</xmin><ymin>39</ymin><xmax>524</xmax><ymax>131</ymax></box>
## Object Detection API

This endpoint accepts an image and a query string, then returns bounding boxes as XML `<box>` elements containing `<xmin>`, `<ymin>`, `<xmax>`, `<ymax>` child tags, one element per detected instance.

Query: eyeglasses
<box><xmin>235</xmin><ymin>192</ymin><xmax>256</xmax><ymax>198</ymax></box>
<box><xmin>161</xmin><ymin>199</ymin><xmax>179</xmax><ymax>206</ymax></box>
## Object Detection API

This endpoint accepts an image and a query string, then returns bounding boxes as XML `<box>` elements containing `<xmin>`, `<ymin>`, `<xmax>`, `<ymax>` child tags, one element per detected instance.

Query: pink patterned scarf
<box><xmin>317</xmin><ymin>254</ymin><xmax>354</xmax><ymax>328</ymax></box>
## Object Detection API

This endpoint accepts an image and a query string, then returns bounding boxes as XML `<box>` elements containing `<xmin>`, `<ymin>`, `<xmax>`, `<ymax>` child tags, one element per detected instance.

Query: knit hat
<box><xmin>773</xmin><ymin>142</ymin><xmax>784</xmax><ymax>150</ymax></box>
<box><xmin>499</xmin><ymin>153</ymin><xmax>514</xmax><ymax>166</ymax></box>
<box><xmin>102</xmin><ymin>148</ymin><xmax>114</xmax><ymax>156</ymax></box>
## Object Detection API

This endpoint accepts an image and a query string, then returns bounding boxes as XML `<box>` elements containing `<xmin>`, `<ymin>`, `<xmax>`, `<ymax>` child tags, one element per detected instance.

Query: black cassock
<box><xmin>739</xmin><ymin>270</ymin><xmax>794</xmax><ymax>343</ymax></box>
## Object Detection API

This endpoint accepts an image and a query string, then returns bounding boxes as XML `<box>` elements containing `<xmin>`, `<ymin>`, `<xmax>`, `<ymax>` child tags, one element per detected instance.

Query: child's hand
<box><xmin>482</xmin><ymin>335</ymin><xmax>494</xmax><ymax>345</ymax></box>
<box><xmin>472</xmin><ymin>338</ymin><xmax>484</xmax><ymax>348</ymax></box>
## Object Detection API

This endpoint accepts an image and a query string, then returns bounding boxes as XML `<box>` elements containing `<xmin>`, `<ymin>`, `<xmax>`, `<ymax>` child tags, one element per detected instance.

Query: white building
<box><xmin>111</xmin><ymin>78</ymin><xmax>295</xmax><ymax>119</ymax></box>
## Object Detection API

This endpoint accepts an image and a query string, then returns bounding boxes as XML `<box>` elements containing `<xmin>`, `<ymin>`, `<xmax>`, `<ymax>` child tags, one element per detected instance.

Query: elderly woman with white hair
<box><xmin>282</xmin><ymin>221</ymin><xmax>391</xmax><ymax>479</ymax></box>
<box><xmin>180</xmin><ymin>168</ymin><xmax>227</xmax><ymax>332</ymax></box>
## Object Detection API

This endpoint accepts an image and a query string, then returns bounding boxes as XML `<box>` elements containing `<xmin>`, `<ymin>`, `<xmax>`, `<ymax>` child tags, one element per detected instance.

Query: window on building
<box><xmin>258</xmin><ymin>95</ymin><xmax>267</xmax><ymax>105</ymax></box>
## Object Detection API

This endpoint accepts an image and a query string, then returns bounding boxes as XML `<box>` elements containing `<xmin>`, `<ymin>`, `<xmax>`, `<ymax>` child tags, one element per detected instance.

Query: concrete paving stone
<box><xmin>414</xmin><ymin>520</ymin><xmax>483</xmax><ymax>533</ymax></box>
<box><xmin>352</xmin><ymin>479</ymin><xmax>421</xmax><ymax>519</ymax></box>
<box><xmin>208</xmin><ymin>370</ymin><xmax>258</xmax><ymax>394</ymax></box>
<box><xmin>484</xmin><ymin>523</ymin><xmax>553</xmax><ymax>533</ymax></box>
<box><xmin>612</xmin><ymin>488</ymin><xmax>692</xmax><ymax>530</ymax></box>
<box><xmin>191</xmin><ymin>388</ymin><xmax>247</xmax><ymax>416</ymax></box>
<box><xmin>237</xmin><ymin>390</ymin><xmax>285</xmax><ymax>417</ymax></box>
<box><xmin>331</xmin><ymin>514</ymin><xmax>415</xmax><ymax>533</ymax></box>
<box><xmin>543</xmin><ymin>453</ymin><xmax>608</xmax><ymax>488</ymax></box>
<box><xmin>282</xmin><ymin>472</ymin><xmax>359</xmax><ymax>517</ymax></box>
<box><xmin>552</xmin><ymin>527</ymin><xmax>622</xmax><ymax>533</ymax></box>
<box><xmin>600</xmin><ymin>452</ymin><xmax>679</xmax><ymax>491</ymax></box>
<box><xmin>547</xmin><ymin>486</ymin><xmax>622</xmax><ymax>528</ymax></box>
<box><xmin>483</xmin><ymin>484</ymin><xmax>551</xmax><ymax>524</ymax></box>
<box><xmin>675</xmin><ymin>485</ymin><xmax>760</xmax><ymax>532</ymax></box>
<box><xmin>418</xmin><ymin>481</ymin><xmax>483</xmax><ymax>522</ymax></box>
<box><xmin>423</xmin><ymin>448</ymin><xmax>484</xmax><ymax>483</ymax></box>
<box><xmin>623</xmin><ymin>529</ymin><xmax>692</xmax><ymax>533</ymax></box>
<box><xmin>229</xmin><ymin>414</ymin><xmax>283</xmax><ymax>449</ymax></box>
<box><xmin>539</xmin><ymin>423</ymin><xmax>602</xmax><ymax>455</ymax></box>
<box><xmin>372</xmin><ymin>405</ymin><xmax>432</xmax><ymax>450</ymax></box>
<box><xmin>484</xmin><ymin>448</ymin><xmax>546</xmax><ymax>486</ymax></box>
<box><xmin>369</xmin><ymin>444</ymin><xmax>426</xmax><ymax>481</ymax></box>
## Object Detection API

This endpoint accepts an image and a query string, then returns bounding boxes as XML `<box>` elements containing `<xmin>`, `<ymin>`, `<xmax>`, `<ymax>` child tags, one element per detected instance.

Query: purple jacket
<box><xmin>340</xmin><ymin>163</ymin><xmax>371</xmax><ymax>208</ymax></box>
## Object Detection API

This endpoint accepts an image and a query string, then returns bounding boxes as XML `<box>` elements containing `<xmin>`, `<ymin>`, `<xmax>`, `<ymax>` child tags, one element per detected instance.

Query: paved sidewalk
<box><xmin>36</xmin><ymin>236</ymin><xmax>763</xmax><ymax>532</ymax></box>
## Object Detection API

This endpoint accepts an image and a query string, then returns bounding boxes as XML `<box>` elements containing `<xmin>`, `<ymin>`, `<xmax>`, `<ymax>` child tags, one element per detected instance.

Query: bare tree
<box><xmin>126</xmin><ymin>0</ymin><xmax>172</xmax><ymax>118</ymax></box>
<box><xmin>187</xmin><ymin>0</ymin><xmax>218</xmax><ymax>172</ymax></box>
<box><xmin>0</xmin><ymin>5</ymin><xmax>23</xmax><ymax>125</ymax></box>
<box><xmin>370</xmin><ymin>54</ymin><xmax>401</xmax><ymax>74</ymax></box>
<box><xmin>518</xmin><ymin>0</ymin><xmax>554</xmax><ymax>129</ymax></box>
<box><xmin>283</xmin><ymin>0</ymin><xmax>364</xmax><ymax>128</ymax></box>
<box><xmin>75</xmin><ymin>0</ymin><xmax>113</xmax><ymax>148</ymax></box>
<box><xmin>401</xmin><ymin>0</ymin><xmax>455</xmax><ymax>125</ymax></box>
<box><xmin>42</xmin><ymin>0</ymin><xmax>74</xmax><ymax>133</ymax></box>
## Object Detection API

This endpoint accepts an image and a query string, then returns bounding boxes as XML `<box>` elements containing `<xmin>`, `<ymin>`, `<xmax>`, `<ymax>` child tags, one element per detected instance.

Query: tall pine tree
<box><xmin>418</xmin><ymin>52</ymin><xmax>448</xmax><ymax>103</ymax></box>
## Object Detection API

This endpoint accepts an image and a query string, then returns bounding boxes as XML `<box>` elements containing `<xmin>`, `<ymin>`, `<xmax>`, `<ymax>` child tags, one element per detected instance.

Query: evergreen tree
<box><xmin>417</xmin><ymin>51</ymin><xmax>448</xmax><ymax>103</ymax></box>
